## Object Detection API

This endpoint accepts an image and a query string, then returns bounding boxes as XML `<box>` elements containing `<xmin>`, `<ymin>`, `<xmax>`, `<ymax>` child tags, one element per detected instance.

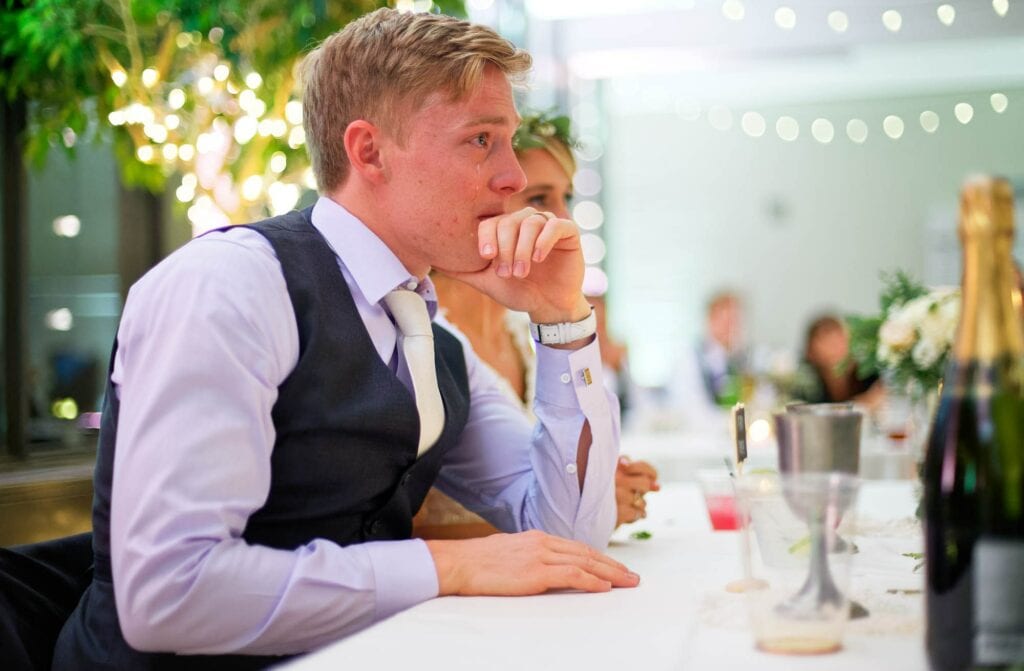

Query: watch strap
<box><xmin>529</xmin><ymin>308</ymin><xmax>597</xmax><ymax>345</ymax></box>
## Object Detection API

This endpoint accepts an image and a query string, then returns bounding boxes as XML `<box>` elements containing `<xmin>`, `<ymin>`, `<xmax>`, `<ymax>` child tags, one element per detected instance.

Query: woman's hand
<box><xmin>614</xmin><ymin>457</ymin><xmax>660</xmax><ymax>527</ymax></box>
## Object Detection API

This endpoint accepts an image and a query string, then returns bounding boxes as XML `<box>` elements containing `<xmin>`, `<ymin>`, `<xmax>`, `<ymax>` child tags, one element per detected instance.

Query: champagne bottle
<box><xmin>924</xmin><ymin>176</ymin><xmax>1024</xmax><ymax>670</ymax></box>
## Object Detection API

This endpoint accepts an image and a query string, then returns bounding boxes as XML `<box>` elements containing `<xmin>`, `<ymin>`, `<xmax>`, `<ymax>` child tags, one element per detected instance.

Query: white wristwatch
<box><xmin>529</xmin><ymin>308</ymin><xmax>597</xmax><ymax>345</ymax></box>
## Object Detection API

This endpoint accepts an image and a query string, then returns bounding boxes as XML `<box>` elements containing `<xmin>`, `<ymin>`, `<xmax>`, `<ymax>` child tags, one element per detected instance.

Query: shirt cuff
<box><xmin>364</xmin><ymin>538</ymin><xmax>439</xmax><ymax>621</ymax></box>
<box><xmin>534</xmin><ymin>336</ymin><xmax>605</xmax><ymax>410</ymax></box>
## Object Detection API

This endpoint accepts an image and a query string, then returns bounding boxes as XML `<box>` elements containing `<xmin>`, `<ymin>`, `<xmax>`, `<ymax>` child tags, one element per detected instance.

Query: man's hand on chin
<box><xmin>440</xmin><ymin>207</ymin><xmax>590</xmax><ymax>328</ymax></box>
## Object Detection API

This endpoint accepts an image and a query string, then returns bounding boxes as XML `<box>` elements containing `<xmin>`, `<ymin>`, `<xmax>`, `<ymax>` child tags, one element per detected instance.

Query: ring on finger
<box><xmin>632</xmin><ymin>491</ymin><xmax>644</xmax><ymax>507</ymax></box>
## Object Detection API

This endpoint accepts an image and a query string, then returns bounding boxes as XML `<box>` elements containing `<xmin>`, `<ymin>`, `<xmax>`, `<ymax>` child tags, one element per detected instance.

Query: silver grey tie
<box><xmin>383</xmin><ymin>289</ymin><xmax>445</xmax><ymax>456</ymax></box>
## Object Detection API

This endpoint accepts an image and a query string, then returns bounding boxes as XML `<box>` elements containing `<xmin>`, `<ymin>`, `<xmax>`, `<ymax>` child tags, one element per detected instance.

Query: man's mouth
<box><xmin>476</xmin><ymin>209</ymin><xmax>505</xmax><ymax>222</ymax></box>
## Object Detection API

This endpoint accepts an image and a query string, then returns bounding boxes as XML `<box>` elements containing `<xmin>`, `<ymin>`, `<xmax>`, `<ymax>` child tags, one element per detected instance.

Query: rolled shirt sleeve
<box><xmin>433</xmin><ymin>323</ymin><xmax>621</xmax><ymax>550</ymax></box>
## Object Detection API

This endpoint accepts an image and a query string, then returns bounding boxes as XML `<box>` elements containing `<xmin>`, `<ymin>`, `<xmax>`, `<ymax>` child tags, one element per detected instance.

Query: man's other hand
<box><xmin>425</xmin><ymin>530</ymin><xmax>640</xmax><ymax>596</ymax></box>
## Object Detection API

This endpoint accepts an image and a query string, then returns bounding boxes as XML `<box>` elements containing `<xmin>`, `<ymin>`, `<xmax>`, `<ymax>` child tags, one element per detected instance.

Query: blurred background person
<box><xmin>668</xmin><ymin>290</ymin><xmax>748</xmax><ymax>430</ymax></box>
<box><xmin>698</xmin><ymin>291</ymin><xmax>746</xmax><ymax>406</ymax></box>
<box><xmin>798</xmin><ymin>314</ymin><xmax>882</xmax><ymax>408</ymax></box>
<box><xmin>415</xmin><ymin>112</ymin><xmax>658</xmax><ymax>539</ymax></box>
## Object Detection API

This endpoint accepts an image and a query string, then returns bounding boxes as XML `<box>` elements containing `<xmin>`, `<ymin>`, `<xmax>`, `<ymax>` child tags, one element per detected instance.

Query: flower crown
<box><xmin>513</xmin><ymin>111</ymin><xmax>578</xmax><ymax>177</ymax></box>
<box><xmin>513</xmin><ymin>112</ymin><xmax>576</xmax><ymax>151</ymax></box>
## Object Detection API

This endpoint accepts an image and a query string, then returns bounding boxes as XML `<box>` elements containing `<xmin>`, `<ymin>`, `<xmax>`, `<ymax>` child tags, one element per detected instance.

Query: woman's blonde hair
<box><xmin>302</xmin><ymin>8</ymin><xmax>531</xmax><ymax>192</ymax></box>
<box><xmin>513</xmin><ymin>112</ymin><xmax>577</xmax><ymax>178</ymax></box>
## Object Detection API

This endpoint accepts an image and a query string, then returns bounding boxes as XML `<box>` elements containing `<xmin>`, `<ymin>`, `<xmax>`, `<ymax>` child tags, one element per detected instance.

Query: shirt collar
<box><xmin>310</xmin><ymin>197</ymin><xmax>437</xmax><ymax>319</ymax></box>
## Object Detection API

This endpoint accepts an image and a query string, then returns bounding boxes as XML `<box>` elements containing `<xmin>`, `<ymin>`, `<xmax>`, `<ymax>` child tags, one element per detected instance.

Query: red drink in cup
<box><xmin>697</xmin><ymin>469</ymin><xmax>740</xmax><ymax>531</ymax></box>
<box><xmin>705</xmin><ymin>493</ymin><xmax>739</xmax><ymax>530</ymax></box>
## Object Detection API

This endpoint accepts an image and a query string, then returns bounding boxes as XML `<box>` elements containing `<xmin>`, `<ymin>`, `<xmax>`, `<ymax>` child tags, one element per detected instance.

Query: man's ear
<box><xmin>343</xmin><ymin>120</ymin><xmax>387</xmax><ymax>184</ymax></box>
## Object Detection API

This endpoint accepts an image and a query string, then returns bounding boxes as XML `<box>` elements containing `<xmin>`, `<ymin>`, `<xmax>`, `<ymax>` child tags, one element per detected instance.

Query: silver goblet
<box><xmin>772</xmin><ymin>403</ymin><xmax>863</xmax><ymax>620</ymax></box>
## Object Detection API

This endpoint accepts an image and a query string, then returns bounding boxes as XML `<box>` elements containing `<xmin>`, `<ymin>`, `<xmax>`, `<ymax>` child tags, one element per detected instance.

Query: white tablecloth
<box><xmin>283</xmin><ymin>481</ymin><xmax>926</xmax><ymax>671</ymax></box>
<box><xmin>620</xmin><ymin>428</ymin><xmax>919</xmax><ymax>482</ymax></box>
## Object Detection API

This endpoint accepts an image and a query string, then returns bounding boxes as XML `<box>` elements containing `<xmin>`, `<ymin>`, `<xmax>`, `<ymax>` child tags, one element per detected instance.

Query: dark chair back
<box><xmin>0</xmin><ymin>533</ymin><xmax>93</xmax><ymax>671</ymax></box>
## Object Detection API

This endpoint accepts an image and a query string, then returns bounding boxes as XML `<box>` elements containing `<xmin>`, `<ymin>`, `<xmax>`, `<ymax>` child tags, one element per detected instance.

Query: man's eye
<box><xmin>473</xmin><ymin>133</ymin><xmax>489</xmax><ymax>148</ymax></box>
<box><xmin>528</xmin><ymin>195</ymin><xmax>548</xmax><ymax>208</ymax></box>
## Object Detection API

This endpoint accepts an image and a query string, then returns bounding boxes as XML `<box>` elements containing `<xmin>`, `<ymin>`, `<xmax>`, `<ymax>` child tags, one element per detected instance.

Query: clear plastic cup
<box><xmin>734</xmin><ymin>471</ymin><xmax>861</xmax><ymax>655</ymax></box>
<box><xmin>696</xmin><ymin>468</ymin><xmax>739</xmax><ymax>531</ymax></box>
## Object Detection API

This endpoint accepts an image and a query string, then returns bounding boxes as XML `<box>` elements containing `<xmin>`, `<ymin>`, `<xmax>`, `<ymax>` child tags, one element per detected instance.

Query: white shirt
<box><xmin>108</xmin><ymin>197</ymin><xmax>620</xmax><ymax>656</ymax></box>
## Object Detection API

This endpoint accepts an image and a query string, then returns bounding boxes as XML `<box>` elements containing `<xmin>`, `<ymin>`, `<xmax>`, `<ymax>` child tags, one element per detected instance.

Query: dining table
<box><xmin>283</xmin><ymin>428</ymin><xmax>928</xmax><ymax>670</ymax></box>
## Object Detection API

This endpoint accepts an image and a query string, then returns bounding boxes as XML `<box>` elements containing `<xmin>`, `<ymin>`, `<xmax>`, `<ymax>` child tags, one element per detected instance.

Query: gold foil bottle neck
<box><xmin>954</xmin><ymin>175</ymin><xmax>1024</xmax><ymax>361</ymax></box>
<box><xmin>959</xmin><ymin>175</ymin><xmax>1015</xmax><ymax>239</ymax></box>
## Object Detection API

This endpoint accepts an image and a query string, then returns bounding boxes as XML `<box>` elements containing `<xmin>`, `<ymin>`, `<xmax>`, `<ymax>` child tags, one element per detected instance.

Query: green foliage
<box><xmin>513</xmin><ymin>110</ymin><xmax>578</xmax><ymax>151</ymax></box>
<box><xmin>877</xmin><ymin>269</ymin><xmax>929</xmax><ymax>314</ymax></box>
<box><xmin>1</xmin><ymin>0</ymin><xmax>466</xmax><ymax>197</ymax></box>
<box><xmin>845</xmin><ymin>270</ymin><xmax>929</xmax><ymax>381</ymax></box>
<box><xmin>845</xmin><ymin>270</ymin><xmax>956</xmax><ymax>393</ymax></box>
<box><xmin>845</xmin><ymin>314</ymin><xmax>886</xmax><ymax>380</ymax></box>
<box><xmin>902</xmin><ymin>551</ymin><xmax>924</xmax><ymax>573</ymax></box>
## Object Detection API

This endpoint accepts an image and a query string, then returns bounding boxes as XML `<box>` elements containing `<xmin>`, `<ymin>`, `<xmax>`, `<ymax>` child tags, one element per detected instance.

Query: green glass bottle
<box><xmin>924</xmin><ymin>176</ymin><xmax>1024</xmax><ymax>670</ymax></box>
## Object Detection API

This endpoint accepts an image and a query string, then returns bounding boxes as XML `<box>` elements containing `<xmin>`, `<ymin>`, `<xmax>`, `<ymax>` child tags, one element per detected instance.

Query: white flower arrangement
<box><xmin>848</xmin><ymin>273</ymin><xmax>960</xmax><ymax>393</ymax></box>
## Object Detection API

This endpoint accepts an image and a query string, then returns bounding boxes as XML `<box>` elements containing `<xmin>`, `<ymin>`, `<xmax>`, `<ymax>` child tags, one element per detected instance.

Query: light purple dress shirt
<box><xmin>108</xmin><ymin>196</ymin><xmax>621</xmax><ymax>656</ymax></box>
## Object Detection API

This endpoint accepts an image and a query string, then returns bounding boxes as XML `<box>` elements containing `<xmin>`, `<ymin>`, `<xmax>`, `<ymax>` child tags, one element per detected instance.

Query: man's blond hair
<box><xmin>302</xmin><ymin>8</ymin><xmax>531</xmax><ymax>192</ymax></box>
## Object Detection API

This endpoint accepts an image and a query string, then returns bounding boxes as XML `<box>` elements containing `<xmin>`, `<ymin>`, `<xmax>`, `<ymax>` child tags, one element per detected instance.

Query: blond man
<box><xmin>54</xmin><ymin>9</ymin><xmax>634</xmax><ymax>669</ymax></box>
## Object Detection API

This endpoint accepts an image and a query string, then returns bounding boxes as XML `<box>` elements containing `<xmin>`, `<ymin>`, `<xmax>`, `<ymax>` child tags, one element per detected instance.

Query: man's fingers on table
<box><xmin>545</xmin><ymin>565</ymin><xmax>612</xmax><ymax>593</ymax></box>
<box><xmin>545</xmin><ymin>542</ymin><xmax>640</xmax><ymax>587</ymax></box>
<box><xmin>543</xmin><ymin>552</ymin><xmax>639</xmax><ymax>588</ymax></box>
<box><xmin>543</xmin><ymin>535</ymin><xmax>631</xmax><ymax>573</ymax></box>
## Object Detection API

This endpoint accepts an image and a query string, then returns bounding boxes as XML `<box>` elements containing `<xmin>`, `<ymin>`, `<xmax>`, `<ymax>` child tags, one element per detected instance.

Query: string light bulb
<box><xmin>954</xmin><ymin>102</ymin><xmax>974</xmax><ymax>124</ymax></box>
<box><xmin>741</xmin><ymin>111</ymin><xmax>766</xmax><ymax>137</ymax></box>
<box><xmin>811</xmin><ymin>118</ymin><xmax>835</xmax><ymax>144</ymax></box>
<box><xmin>774</xmin><ymin>6</ymin><xmax>796</xmax><ymax>30</ymax></box>
<box><xmin>991</xmin><ymin>93</ymin><xmax>1009</xmax><ymax>113</ymax></box>
<box><xmin>142</xmin><ymin>68</ymin><xmax>159</xmax><ymax>88</ymax></box>
<box><xmin>168</xmin><ymin>88</ymin><xmax>186</xmax><ymax>110</ymax></box>
<box><xmin>920</xmin><ymin>110</ymin><xmax>940</xmax><ymax>133</ymax></box>
<box><xmin>883</xmin><ymin>115</ymin><xmax>905</xmax><ymax>139</ymax></box>
<box><xmin>882</xmin><ymin>9</ymin><xmax>902</xmax><ymax>32</ymax></box>
<box><xmin>936</xmin><ymin>4</ymin><xmax>956</xmax><ymax>25</ymax></box>
<box><xmin>846</xmin><ymin>119</ymin><xmax>869</xmax><ymax>144</ymax></box>
<box><xmin>827</xmin><ymin>10</ymin><xmax>849</xmax><ymax>32</ymax></box>
<box><xmin>722</xmin><ymin>0</ymin><xmax>745</xmax><ymax>21</ymax></box>
<box><xmin>776</xmin><ymin>116</ymin><xmax>799</xmax><ymax>142</ymax></box>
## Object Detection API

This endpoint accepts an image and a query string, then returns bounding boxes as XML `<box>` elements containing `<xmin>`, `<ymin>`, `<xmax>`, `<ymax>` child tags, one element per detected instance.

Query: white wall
<box><xmin>603</xmin><ymin>88</ymin><xmax>1024</xmax><ymax>386</ymax></box>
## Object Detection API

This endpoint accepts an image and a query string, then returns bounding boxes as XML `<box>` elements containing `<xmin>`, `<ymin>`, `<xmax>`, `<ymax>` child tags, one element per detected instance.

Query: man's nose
<box><xmin>492</xmin><ymin>149</ymin><xmax>527</xmax><ymax>196</ymax></box>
